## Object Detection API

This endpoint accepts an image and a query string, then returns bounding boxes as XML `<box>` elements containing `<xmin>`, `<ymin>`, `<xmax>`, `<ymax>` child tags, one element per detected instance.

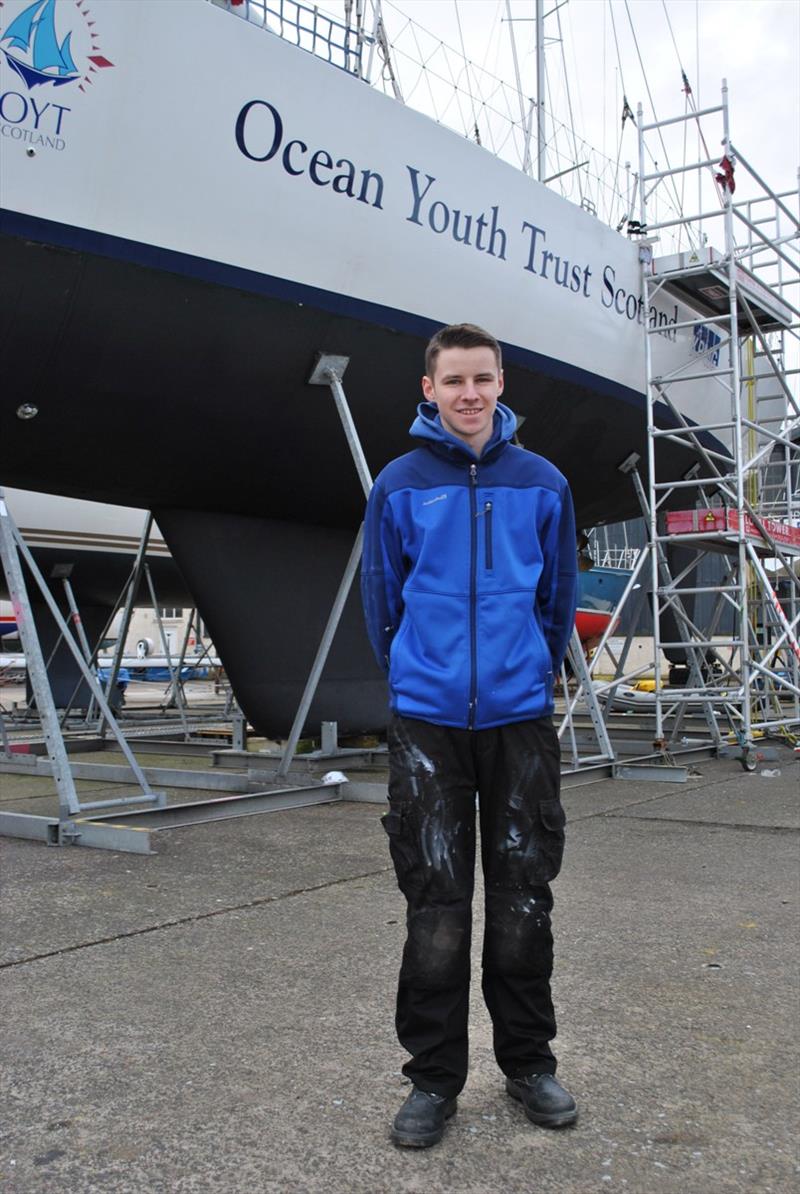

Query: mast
<box><xmin>536</xmin><ymin>0</ymin><xmax>545</xmax><ymax>182</ymax></box>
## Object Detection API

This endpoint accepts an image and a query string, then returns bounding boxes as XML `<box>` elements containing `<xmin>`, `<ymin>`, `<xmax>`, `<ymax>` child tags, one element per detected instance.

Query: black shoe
<box><xmin>505</xmin><ymin>1073</ymin><xmax>578</xmax><ymax>1128</ymax></box>
<box><xmin>391</xmin><ymin>1086</ymin><xmax>458</xmax><ymax>1148</ymax></box>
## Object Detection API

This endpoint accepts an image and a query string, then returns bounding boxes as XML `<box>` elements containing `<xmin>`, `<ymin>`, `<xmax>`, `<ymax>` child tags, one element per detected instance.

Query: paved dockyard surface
<box><xmin>1</xmin><ymin>745</ymin><xmax>798</xmax><ymax>1193</ymax></box>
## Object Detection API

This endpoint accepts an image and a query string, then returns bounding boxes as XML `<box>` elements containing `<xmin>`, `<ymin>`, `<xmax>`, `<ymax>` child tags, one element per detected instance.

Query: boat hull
<box><xmin>0</xmin><ymin>0</ymin><xmax>731</xmax><ymax>735</ymax></box>
<box><xmin>575</xmin><ymin>565</ymin><xmax>633</xmax><ymax>649</ymax></box>
<box><xmin>0</xmin><ymin>215</ymin><xmax>719</xmax><ymax>530</ymax></box>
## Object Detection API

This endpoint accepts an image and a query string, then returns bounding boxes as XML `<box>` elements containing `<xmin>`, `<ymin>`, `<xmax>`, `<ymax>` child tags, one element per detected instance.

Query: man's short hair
<box><xmin>425</xmin><ymin>323</ymin><xmax>502</xmax><ymax>379</ymax></box>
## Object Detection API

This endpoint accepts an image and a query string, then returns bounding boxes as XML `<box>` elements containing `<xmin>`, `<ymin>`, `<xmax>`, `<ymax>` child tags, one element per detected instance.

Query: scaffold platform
<box><xmin>665</xmin><ymin>507</ymin><xmax>800</xmax><ymax>556</ymax></box>
<box><xmin>651</xmin><ymin>246</ymin><xmax>794</xmax><ymax>332</ymax></box>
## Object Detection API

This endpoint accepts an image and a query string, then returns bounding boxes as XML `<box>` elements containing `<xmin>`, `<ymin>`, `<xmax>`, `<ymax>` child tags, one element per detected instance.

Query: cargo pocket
<box><xmin>381</xmin><ymin>802</ymin><xmax>423</xmax><ymax>898</ymax></box>
<box><xmin>527</xmin><ymin>797</ymin><xmax>566</xmax><ymax>883</ymax></box>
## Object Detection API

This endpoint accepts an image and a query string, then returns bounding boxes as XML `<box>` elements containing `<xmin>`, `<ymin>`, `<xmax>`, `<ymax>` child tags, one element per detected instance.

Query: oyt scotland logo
<box><xmin>0</xmin><ymin>0</ymin><xmax>113</xmax><ymax>151</ymax></box>
<box><xmin>0</xmin><ymin>0</ymin><xmax>112</xmax><ymax>92</ymax></box>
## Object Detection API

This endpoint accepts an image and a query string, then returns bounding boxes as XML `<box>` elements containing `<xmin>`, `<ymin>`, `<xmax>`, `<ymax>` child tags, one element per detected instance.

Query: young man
<box><xmin>361</xmin><ymin>323</ymin><xmax>578</xmax><ymax>1148</ymax></box>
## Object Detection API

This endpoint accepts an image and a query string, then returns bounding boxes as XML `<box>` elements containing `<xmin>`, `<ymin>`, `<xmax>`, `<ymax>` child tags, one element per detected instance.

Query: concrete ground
<box><xmin>1</xmin><ymin>747</ymin><xmax>798</xmax><ymax>1193</ymax></box>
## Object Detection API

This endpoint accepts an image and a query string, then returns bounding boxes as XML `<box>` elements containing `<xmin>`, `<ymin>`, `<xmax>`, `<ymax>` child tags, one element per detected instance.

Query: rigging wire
<box><xmin>602</xmin><ymin>0</ymin><xmax>607</xmax><ymax>163</ymax></box>
<box><xmin>622</xmin><ymin>0</ymin><xmax>697</xmax><ymax>247</ymax></box>
<box><xmin>696</xmin><ymin>0</ymin><xmax>702</xmax><ymax>226</ymax></box>
<box><xmin>607</xmin><ymin>0</ymin><xmax>631</xmax><ymax>106</ymax></box>
<box><xmin>482</xmin><ymin>0</ymin><xmax>504</xmax><ymax>77</ymax></box>
<box><xmin>542</xmin><ymin>57</ymin><xmax>592</xmax><ymax>208</ymax></box>
<box><xmin>371</xmin><ymin>0</ymin><xmax>404</xmax><ymax>99</ymax></box>
<box><xmin>543</xmin><ymin>47</ymin><xmax>554</xmax><ymax>188</ymax></box>
<box><xmin>544</xmin><ymin>53</ymin><xmax>573</xmax><ymax>198</ymax></box>
<box><xmin>453</xmin><ymin>0</ymin><xmax>482</xmax><ymax>143</ymax></box>
<box><xmin>660</xmin><ymin>0</ymin><xmax>684</xmax><ymax>70</ymax></box>
<box><xmin>607</xmin><ymin>0</ymin><xmax>635</xmax><ymax>218</ymax></box>
<box><xmin>377</xmin><ymin>0</ymin><xmax>637</xmax><ymax>222</ymax></box>
<box><xmin>409</xmin><ymin>24</ymin><xmax>440</xmax><ymax>117</ymax></box>
<box><xmin>661</xmin><ymin>0</ymin><xmax>726</xmax><ymax>221</ymax></box>
<box><xmin>565</xmin><ymin>0</ymin><xmax>588</xmax><ymax>155</ymax></box>
<box><xmin>505</xmin><ymin>0</ymin><xmax>533</xmax><ymax>174</ymax></box>
<box><xmin>660</xmin><ymin>0</ymin><xmax>691</xmax><ymax>250</ymax></box>
<box><xmin>556</xmin><ymin>3</ymin><xmax>585</xmax><ymax>205</ymax></box>
<box><xmin>605</xmin><ymin>0</ymin><xmax>690</xmax><ymax>237</ymax></box>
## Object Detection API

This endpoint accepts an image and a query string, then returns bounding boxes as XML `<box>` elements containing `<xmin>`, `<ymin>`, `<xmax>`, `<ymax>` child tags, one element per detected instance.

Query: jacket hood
<box><xmin>410</xmin><ymin>401</ymin><xmax>518</xmax><ymax>461</ymax></box>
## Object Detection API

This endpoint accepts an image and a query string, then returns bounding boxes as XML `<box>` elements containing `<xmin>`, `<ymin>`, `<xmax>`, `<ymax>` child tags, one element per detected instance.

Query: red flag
<box><xmin>715</xmin><ymin>155</ymin><xmax>736</xmax><ymax>194</ymax></box>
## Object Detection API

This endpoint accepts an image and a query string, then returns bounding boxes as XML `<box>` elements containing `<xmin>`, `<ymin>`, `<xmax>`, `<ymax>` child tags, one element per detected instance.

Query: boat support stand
<box><xmin>0</xmin><ymin>486</ymin><xmax>167</xmax><ymax>852</ymax></box>
<box><xmin>276</xmin><ymin>354</ymin><xmax>374</xmax><ymax>779</ymax></box>
<box><xmin>0</xmin><ymin>490</ymin><xmax>345</xmax><ymax>854</ymax></box>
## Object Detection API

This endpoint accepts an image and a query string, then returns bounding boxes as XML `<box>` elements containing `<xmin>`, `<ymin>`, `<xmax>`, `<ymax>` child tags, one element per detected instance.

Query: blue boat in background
<box><xmin>575</xmin><ymin>566</ymin><xmax>633</xmax><ymax>648</ymax></box>
<box><xmin>130</xmin><ymin>666</ymin><xmax>210</xmax><ymax>683</ymax></box>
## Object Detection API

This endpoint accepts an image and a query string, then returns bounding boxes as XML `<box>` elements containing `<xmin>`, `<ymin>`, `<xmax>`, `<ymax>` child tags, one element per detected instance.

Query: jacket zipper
<box><xmin>468</xmin><ymin>463</ymin><xmax>478</xmax><ymax>728</ymax></box>
<box><xmin>484</xmin><ymin>500</ymin><xmax>493</xmax><ymax>569</ymax></box>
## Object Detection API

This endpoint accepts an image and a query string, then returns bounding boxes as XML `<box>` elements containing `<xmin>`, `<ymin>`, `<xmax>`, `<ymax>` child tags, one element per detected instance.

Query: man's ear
<box><xmin>421</xmin><ymin>374</ymin><xmax>436</xmax><ymax>402</ymax></box>
<box><xmin>497</xmin><ymin>369</ymin><xmax>505</xmax><ymax>397</ymax></box>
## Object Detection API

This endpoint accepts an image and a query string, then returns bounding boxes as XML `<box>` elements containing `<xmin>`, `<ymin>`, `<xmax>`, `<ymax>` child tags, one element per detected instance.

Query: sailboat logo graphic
<box><xmin>0</xmin><ymin>0</ymin><xmax>113</xmax><ymax>91</ymax></box>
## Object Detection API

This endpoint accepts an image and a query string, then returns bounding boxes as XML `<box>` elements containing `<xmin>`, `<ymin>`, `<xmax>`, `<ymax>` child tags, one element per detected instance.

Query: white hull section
<box><xmin>1</xmin><ymin>0</ymin><xmax>726</xmax><ymax>427</ymax></box>
<box><xmin>3</xmin><ymin>489</ymin><xmax>169</xmax><ymax>557</ymax></box>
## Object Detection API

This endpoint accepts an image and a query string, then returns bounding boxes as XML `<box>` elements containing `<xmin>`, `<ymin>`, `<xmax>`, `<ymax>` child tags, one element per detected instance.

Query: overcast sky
<box><xmin>374</xmin><ymin>0</ymin><xmax>799</xmax><ymax>222</ymax></box>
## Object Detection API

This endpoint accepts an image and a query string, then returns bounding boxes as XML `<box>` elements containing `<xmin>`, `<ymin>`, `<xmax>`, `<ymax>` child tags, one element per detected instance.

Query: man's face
<box><xmin>422</xmin><ymin>345</ymin><xmax>504</xmax><ymax>454</ymax></box>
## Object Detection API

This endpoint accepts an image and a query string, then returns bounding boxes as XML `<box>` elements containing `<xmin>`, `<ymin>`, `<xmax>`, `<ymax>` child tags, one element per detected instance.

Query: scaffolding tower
<box><xmin>633</xmin><ymin>80</ymin><xmax>799</xmax><ymax>764</ymax></box>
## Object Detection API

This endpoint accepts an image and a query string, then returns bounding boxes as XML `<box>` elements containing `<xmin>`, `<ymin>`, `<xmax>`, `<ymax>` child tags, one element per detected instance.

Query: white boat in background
<box><xmin>0</xmin><ymin>604</ymin><xmax>18</xmax><ymax>639</ymax></box>
<box><xmin>3</xmin><ymin>488</ymin><xmax>172</xmax><ymax>574</ymax></box>
<box><xmin>0</xmin><ymin>488</ymin><xmax>193</xmax><ymax>703</ymax></box>
<box><xmin>0</xmin><ymin>0</ymin><xmax>754</xmax><ymax>732</ymax></box>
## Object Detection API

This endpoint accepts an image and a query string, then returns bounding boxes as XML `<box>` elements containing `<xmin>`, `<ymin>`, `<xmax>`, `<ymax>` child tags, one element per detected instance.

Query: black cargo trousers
<box><xmin>382</xmin><ymin>713</ymin><xmax>566</xmax><ymax>1100</ymax></box>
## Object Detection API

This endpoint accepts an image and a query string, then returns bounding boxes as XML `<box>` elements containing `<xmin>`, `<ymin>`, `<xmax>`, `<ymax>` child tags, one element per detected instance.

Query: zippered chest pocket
<box><xmin>481</xmin><ymin>495</ymin><xmax>495</xmax><ymax>570</ymax></box>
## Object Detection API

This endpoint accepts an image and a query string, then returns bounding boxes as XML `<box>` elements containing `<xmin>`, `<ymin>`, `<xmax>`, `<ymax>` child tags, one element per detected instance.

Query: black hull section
<box><xmin>0</xmin><ymin>219</ymin><xmax>724</xmax><ymax>735</ymax></box>
<box><xmin>0</xmin><ymin>222</ymin><xmax>717</xmax><ymax>529</ymax></box>
<box><xmin>155</xmin><ymin>509</ymin><xmax>387</xmax><ymax>737</ymax></box>
<box><xmin>11</xmin><ymin>547</ymin><xmax>191</xmax><ymax>610</ymax></box>
<box><xmin>26</xmin><ymin>603</ymin><xmax>112</xmax><ymax>712</ymax></box>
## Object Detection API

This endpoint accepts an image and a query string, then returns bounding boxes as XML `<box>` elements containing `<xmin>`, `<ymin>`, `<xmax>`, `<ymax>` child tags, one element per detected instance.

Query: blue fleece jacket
<box><xmin>361</xmin><ymin>401</ymin><xmax>578</xmax><ymax>729</ymax></box>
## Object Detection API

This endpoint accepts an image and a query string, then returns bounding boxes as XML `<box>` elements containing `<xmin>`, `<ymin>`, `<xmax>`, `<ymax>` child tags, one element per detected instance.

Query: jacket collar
<box><xmin>409</xmin><ymin>401</ymin><xmax>518</xmax><ymax>464</ymax></box>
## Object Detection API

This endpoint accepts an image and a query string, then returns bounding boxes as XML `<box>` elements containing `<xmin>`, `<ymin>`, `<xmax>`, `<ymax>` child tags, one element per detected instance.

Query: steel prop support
<box><xmin>7</xmin><ymin>517</ymin><xmax>166</xmax><ymax>807</ymax></box>
<box><xmin>0</xmin><ymin>810</ymin><xmax>155</xmax><ymax>854</ymax></box>
<box><xmin>277</xmin><ymin>356</ymin><xmax>374</xmax><ymax>778</ymax></box>
<box><xmin>277</xmin><ymin>524</ymin><xmax>365</xmax><ymax>777</ymax></box>
<box><xmin>0</xmin><ymin>488</ymin><xmax>82</xmax><ymax>819</ymax></box>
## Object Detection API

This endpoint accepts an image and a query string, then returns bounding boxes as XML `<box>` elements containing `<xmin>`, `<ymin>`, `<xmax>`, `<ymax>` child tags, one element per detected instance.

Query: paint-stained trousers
<box><xmin>382</xmin><ymin>714</ymin><xmax>566</xmax><ymax>1100</ymax></box>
